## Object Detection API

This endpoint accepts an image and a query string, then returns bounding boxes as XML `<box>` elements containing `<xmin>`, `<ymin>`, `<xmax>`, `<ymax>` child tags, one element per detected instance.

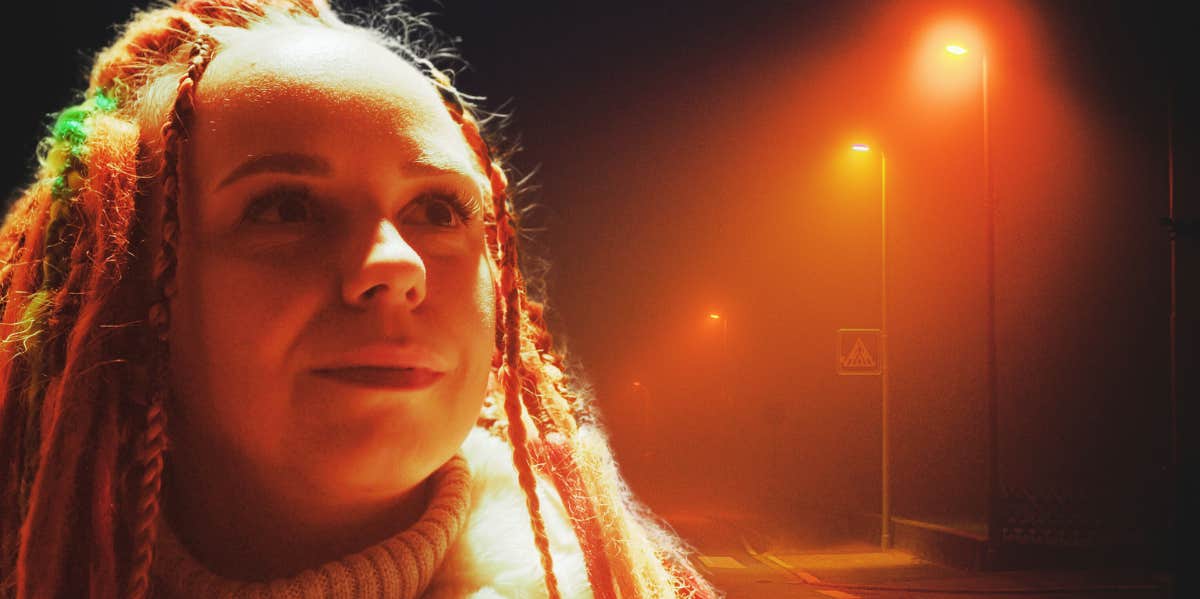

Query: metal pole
<box><xmin>640</xmin><ymin>385</ymin><xmax>650</xmax><ymax>453</ymax></box>
<box><xmin>881</xmin><ymin>151</ymin><xmax>891</xmax><ymax>550</ymax></box>
<box><xmin>723</xmin><ymin>317</ymin><xmax>729</xmax><ymax>365</ymax></box>
<box><xmin>1166</xmin><ymin>85</ymin><xmax>1176</xmax><ymax>573</ymax></box>
<box><xmin>722</xmin><ymin>317</ymin><xmax>729</xmax><ymax>401</ymax></box>
<box><xmin>982</xmin><ymin>52</ymin><xmax>1002</xmax><ymax>554</ymax></box>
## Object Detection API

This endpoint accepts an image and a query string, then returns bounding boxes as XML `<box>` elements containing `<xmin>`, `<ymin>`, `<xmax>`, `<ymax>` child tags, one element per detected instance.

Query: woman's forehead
<box><xmin>190</xmin><ymin>25</ymin><xmax>484</xmax><ymax>192</ymax></box>
<box><xmin>200</xmin><ymin>25</ymin><xmax>433</xmax><ymax>108</ymax></box>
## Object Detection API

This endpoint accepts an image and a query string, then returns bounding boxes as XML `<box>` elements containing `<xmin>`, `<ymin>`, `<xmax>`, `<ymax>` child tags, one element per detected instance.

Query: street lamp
<box><xmin>851</xmin><ymin>143</ymin><xmax>890</xmax><ymax>550</ymax></box>
<box><xmin>945</xmin><ymin>42</ymin><xmax>1000</xmax><ymax>549</ymax></box>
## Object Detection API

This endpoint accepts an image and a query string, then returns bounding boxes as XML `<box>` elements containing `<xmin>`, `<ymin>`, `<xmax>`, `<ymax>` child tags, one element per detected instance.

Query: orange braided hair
<box><xmin>443</xmin><ymin>78</ymin><xmax>718</xmax><ymax>599</ymax></box>
<box><xmin>127</xmin><ymin>28</ymin><xmax>217</xmax><ymax>599</ymax></box>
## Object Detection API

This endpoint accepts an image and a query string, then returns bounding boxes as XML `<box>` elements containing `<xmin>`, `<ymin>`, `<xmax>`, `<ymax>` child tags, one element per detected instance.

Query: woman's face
<box><xmin>166</xmin><ymin>26</ymin><xmax>495</xmax><ymax>503</ymax></box>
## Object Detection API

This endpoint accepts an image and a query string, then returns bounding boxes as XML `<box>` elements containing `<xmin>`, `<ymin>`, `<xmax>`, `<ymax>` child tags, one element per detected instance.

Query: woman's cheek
<box><xmin>432</xmin><ymin>250</ymin><xmax>494</xmax><ymax>338</ymax></box>
<box><xmin>476</xmin><ymin>256</ymin><xmax>496</xmax><ymax>338</ymax></box>
<box><xmin>196</xmin><ymin>241</ymin><xmax>327</xmax><ymax>375</ymax></box>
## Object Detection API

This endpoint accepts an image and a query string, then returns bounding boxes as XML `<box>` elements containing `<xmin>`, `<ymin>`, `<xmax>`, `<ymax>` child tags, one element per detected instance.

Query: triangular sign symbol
<box><xmin>841</xmin><ymin>338</ymin><xmax>876</xmax><ymax>368</ymax></box>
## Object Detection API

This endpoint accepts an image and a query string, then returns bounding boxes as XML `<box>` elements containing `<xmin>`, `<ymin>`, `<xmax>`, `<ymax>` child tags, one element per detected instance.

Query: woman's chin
<box><xmin>304</xmin><ymin>435</ymin><xmax>450</xmax><ymax>498</ymax></box>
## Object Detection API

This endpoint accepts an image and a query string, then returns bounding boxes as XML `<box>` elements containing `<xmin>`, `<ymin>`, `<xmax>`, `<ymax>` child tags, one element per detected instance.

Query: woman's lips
<box><xmin>310</xmin><ymin>366</ymin><xmax>444</xmax><ymax>389</ymax></box>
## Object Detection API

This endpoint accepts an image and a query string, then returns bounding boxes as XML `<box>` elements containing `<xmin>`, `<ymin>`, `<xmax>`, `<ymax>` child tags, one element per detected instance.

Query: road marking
<box><xmin>777</xmin><ymin>552</ymin><xmax>921</xmax><ymax>569</ymax></box>
<box><xmin>735</xmin><ymin>531</ymin><xmax>861</xmax><ymax>598</ymax></box>
<box><xmin>762</xmin><ymin>553</ymin><xmax>822</xmax><ymax>584</ymax></box>
<box><xmin>697</xmin><ymin>555</ymin><xmax>745</xmax><ymax>569</ymax></box>
<box><xmin>738</xmin><ymin>533</ymin><xmax>825</xmax><ymax>583</ymax></box>
<box><xmin>816</xmin><ymin>591</ymin><xmax>859</xmax><ymax>599</ymax></box>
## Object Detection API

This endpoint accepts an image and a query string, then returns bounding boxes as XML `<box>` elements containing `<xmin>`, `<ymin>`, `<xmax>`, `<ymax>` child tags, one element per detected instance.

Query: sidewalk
<box><xmin>662</xmin><ymin>510</ymin><xmax>1173</xmax><ymax>599</ymax></box>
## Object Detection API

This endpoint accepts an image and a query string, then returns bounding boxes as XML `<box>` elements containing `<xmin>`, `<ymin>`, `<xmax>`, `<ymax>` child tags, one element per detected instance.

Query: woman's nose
<box><xmin>343</xmin><ymin>219</ymin><xmax>427</xmax><ymax>310</ymax></box>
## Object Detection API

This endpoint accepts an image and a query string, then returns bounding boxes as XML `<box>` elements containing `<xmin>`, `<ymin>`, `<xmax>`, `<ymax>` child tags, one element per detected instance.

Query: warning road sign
<box><xmin>837</xmin><ymin>328</ymin><xmax>882</xmax><ymax>375</ymax></box>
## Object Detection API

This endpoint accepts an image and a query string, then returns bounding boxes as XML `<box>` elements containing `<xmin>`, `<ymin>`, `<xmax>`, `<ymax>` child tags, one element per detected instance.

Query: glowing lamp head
<box><xmin>708</xmin><ymin>313</ymin><xmax>721</xmax><ymax>320</ymax></box>
<box><xmin>851</xmin><ymin>144</ymin><xmax>871</xmax><ymax>152</ymax></box>
<box><xmin>945</xmin><ymin>44</ymin><xmax>969</xmax><ymax>55</ymax></box>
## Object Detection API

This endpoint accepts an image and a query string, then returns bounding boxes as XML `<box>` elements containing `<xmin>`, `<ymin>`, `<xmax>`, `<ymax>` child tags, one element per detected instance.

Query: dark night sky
<box><xmin>2</xmin><ymin>1</ymin><xmax>1191</xmax><ymax>549</ymax></box>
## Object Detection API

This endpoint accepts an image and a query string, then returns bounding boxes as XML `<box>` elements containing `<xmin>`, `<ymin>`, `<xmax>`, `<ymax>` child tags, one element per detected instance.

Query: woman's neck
<box><xmin>162</xmin><ymin>455</ymin><xmax>433</xmax><ymax>581</ymax></box>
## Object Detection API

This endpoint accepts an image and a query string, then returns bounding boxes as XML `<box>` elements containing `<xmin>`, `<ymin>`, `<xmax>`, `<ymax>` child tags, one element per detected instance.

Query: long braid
<box><xmin>495</xmin><ymin>181</ymin><xmax>564</xmax><ymax>599</ymax></box>
<box><xmin>16</xmin><ymin>99</ymin><xmax>99</xmax><ymax>522</ymax></box>
<box><xmin>530</xmin><ymin>433</ymin><xmax>619</xmax><ymax>599</ymax></box>
<box><xmin>442</xmin><ymin>78</ymin><xmax>644</xmax><ymax>598</ymax></box>
<box><xmin>63</xmin><ymin>108</ymin><xmax>143</xmax><ymax>598</ymax></box>
<box><xmin>0</xmin><ymin>79</ymin><xmax>154</xmax><ymax>599</ymax></box>
<box><xmin>0</xmin><ymin>87</ymin><xmax>139</xmax><ymax>597</ymax></box>
<box><xmin>443</xmin><ymin>83</ymin><xmax>721</xmax><ymax>599</ymax></box>
<box><xmin>519</xmin><ymin>299</ymin><xmax>580</xmax><ymax>436</ymax></box>
<box><xmin>127</xmin><ymin>31</ymin><xmax>215</xmax><ymax>599</ymax></box>
<box><xmin>126</xmin><ymin>361</ymin><xmax>166</xmax><ymax>599</ymax></box>
<box><xmin>0</xmin><ymin>182</ymin><xmax>53</xmax><ymax>597</ymax></box>
<box><xmin>437</xmin><ymin>79</ymin><xmax>567</xmax><ymax>598</ymax></box>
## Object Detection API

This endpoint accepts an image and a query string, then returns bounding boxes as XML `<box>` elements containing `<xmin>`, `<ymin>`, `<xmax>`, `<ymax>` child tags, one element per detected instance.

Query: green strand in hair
<box><xmin>15</xmin><ymin>289</ymin><xmax>53</xmax><ymax>398</ymax></box>
<box><xmin>14</xmin><ymin>88</ymin><xmax>120</xmax><ymax>519</ymax></box>
<box><xmin>36</xmin><ymin>91</ymin><xmax>119</xmax><ymax>316</ymax></box>
<box><xmin>15</xmin><ymin>287</ymin><xmax>52</xmax><ymax>518</ymax></box>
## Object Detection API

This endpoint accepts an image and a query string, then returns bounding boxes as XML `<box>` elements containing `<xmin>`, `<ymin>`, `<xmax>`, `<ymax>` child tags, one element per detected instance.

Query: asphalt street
<box><xmin>661</xmin><ymin>510</ymin><xmax>1171</xmax><ymax>599</ymax></box>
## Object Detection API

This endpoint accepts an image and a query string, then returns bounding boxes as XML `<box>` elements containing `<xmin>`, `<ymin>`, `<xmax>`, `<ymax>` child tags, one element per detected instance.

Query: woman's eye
<box><xmin>244</xmin><ymin>187</ymin><xmax>317</xmax><ymax>225</ymax></box>
<box><xmin>403</xmin><ymin>193</ymin><xmax>472</xmax><ymax>228</ymax></box>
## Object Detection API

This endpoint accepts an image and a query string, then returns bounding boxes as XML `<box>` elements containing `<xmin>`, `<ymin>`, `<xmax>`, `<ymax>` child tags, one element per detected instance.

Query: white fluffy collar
<box><xmin>425</xmin><ymin>426</ymin><xmax>594</xmax><ymax>599</ymax></box>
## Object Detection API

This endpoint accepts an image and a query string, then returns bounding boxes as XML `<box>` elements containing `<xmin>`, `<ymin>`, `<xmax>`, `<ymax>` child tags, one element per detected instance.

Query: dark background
<box><xmin>3</xmin><ymin>0</ymin><xmax>1190</xmax><ymax>566</ymax></box>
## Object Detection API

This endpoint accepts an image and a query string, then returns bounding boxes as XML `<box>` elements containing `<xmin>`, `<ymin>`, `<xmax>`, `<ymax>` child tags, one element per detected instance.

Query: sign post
<box><xmin>838</xmin><ymin>327</ymin><xmax>889</xmax><ymax>549</ymax></box>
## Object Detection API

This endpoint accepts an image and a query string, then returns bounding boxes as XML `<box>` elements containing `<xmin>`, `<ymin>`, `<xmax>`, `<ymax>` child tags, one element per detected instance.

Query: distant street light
<box><xmin>851</xmin><ymin>143</ymin><xmax>890</xmax><ymax>550</ymax></box>
<box><xmin>945</xmin><ymin>41</ymin><xmax>1001</xmax><ymax>549</ymax></box>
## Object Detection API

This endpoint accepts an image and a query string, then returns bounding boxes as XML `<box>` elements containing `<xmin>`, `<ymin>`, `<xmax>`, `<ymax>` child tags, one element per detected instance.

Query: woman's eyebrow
<box><xmin>216</xmin><ymin>153</ymin><xmax>332</xmax><ymax>190</ymax></box>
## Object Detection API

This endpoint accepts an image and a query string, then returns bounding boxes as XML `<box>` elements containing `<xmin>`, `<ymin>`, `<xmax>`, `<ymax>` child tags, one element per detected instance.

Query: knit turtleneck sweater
<box><xmin>151</xmin><ymin>452</ymin><xmax>472</xmax><ymax>599</ymax></box>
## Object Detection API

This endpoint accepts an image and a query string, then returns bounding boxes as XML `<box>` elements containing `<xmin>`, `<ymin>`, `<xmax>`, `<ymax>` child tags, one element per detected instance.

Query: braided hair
<box><xmin>0</xmin><ymin>2</ymin><xmax>719</xmax><ymax>597</ymax></box>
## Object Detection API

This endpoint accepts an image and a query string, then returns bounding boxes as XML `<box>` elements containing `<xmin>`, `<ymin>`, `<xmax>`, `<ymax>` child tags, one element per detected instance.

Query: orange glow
<box><xmin>600</xmin><ymin>0</ymin><xmax>1112</xmax><ymax>527</ymax></box>
<box><xmin>831</xmin><ymin>136</ymin><xmax>883</xmax><ymax>198</ymax></box>
<box><xmin>632</xmin><ymin>381</ymin><xmax>641</xmax><ymax>387</ymax></box>
<box><xmin>909</xmin><ymin>17</ymin><xmax>987</xmax><ymax>102</ymax></box>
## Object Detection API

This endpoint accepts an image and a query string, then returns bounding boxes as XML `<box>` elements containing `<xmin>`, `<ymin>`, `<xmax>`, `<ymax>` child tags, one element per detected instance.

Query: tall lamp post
<box><xmin>632</xmin><ymin>381</ymin><xmax>653</xmax><ymax>456</ymax></box>
<box><xmin>707</xmin><ymin>313</ymin><xmax>733</xmax><ymax>467</ymax></box>
<box><xmin>947</xmin><ymin>42</ymin><xmax>1000</xmax><ymax>549</ymax></box>
<box><xmin>708</xmin><ymin>312</ymin><xmax>729</xmax><ymax>361</ymax></box>
<box><xmin>851</xmin><ymin>143</ymin><xmax>890</xmax><ymax>550</ymax></box>
<box><xmin>707</xmin><ymin>313</ymin><xmax>730</xmax><ymax>404</ymax></box>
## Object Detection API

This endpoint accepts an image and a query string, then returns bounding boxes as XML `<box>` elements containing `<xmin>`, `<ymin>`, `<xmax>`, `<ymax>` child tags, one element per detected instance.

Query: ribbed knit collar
<box><xmin>151</xmin><ymin>453</ymin><xmax>472</xmax><ymax>599</ymax></box>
